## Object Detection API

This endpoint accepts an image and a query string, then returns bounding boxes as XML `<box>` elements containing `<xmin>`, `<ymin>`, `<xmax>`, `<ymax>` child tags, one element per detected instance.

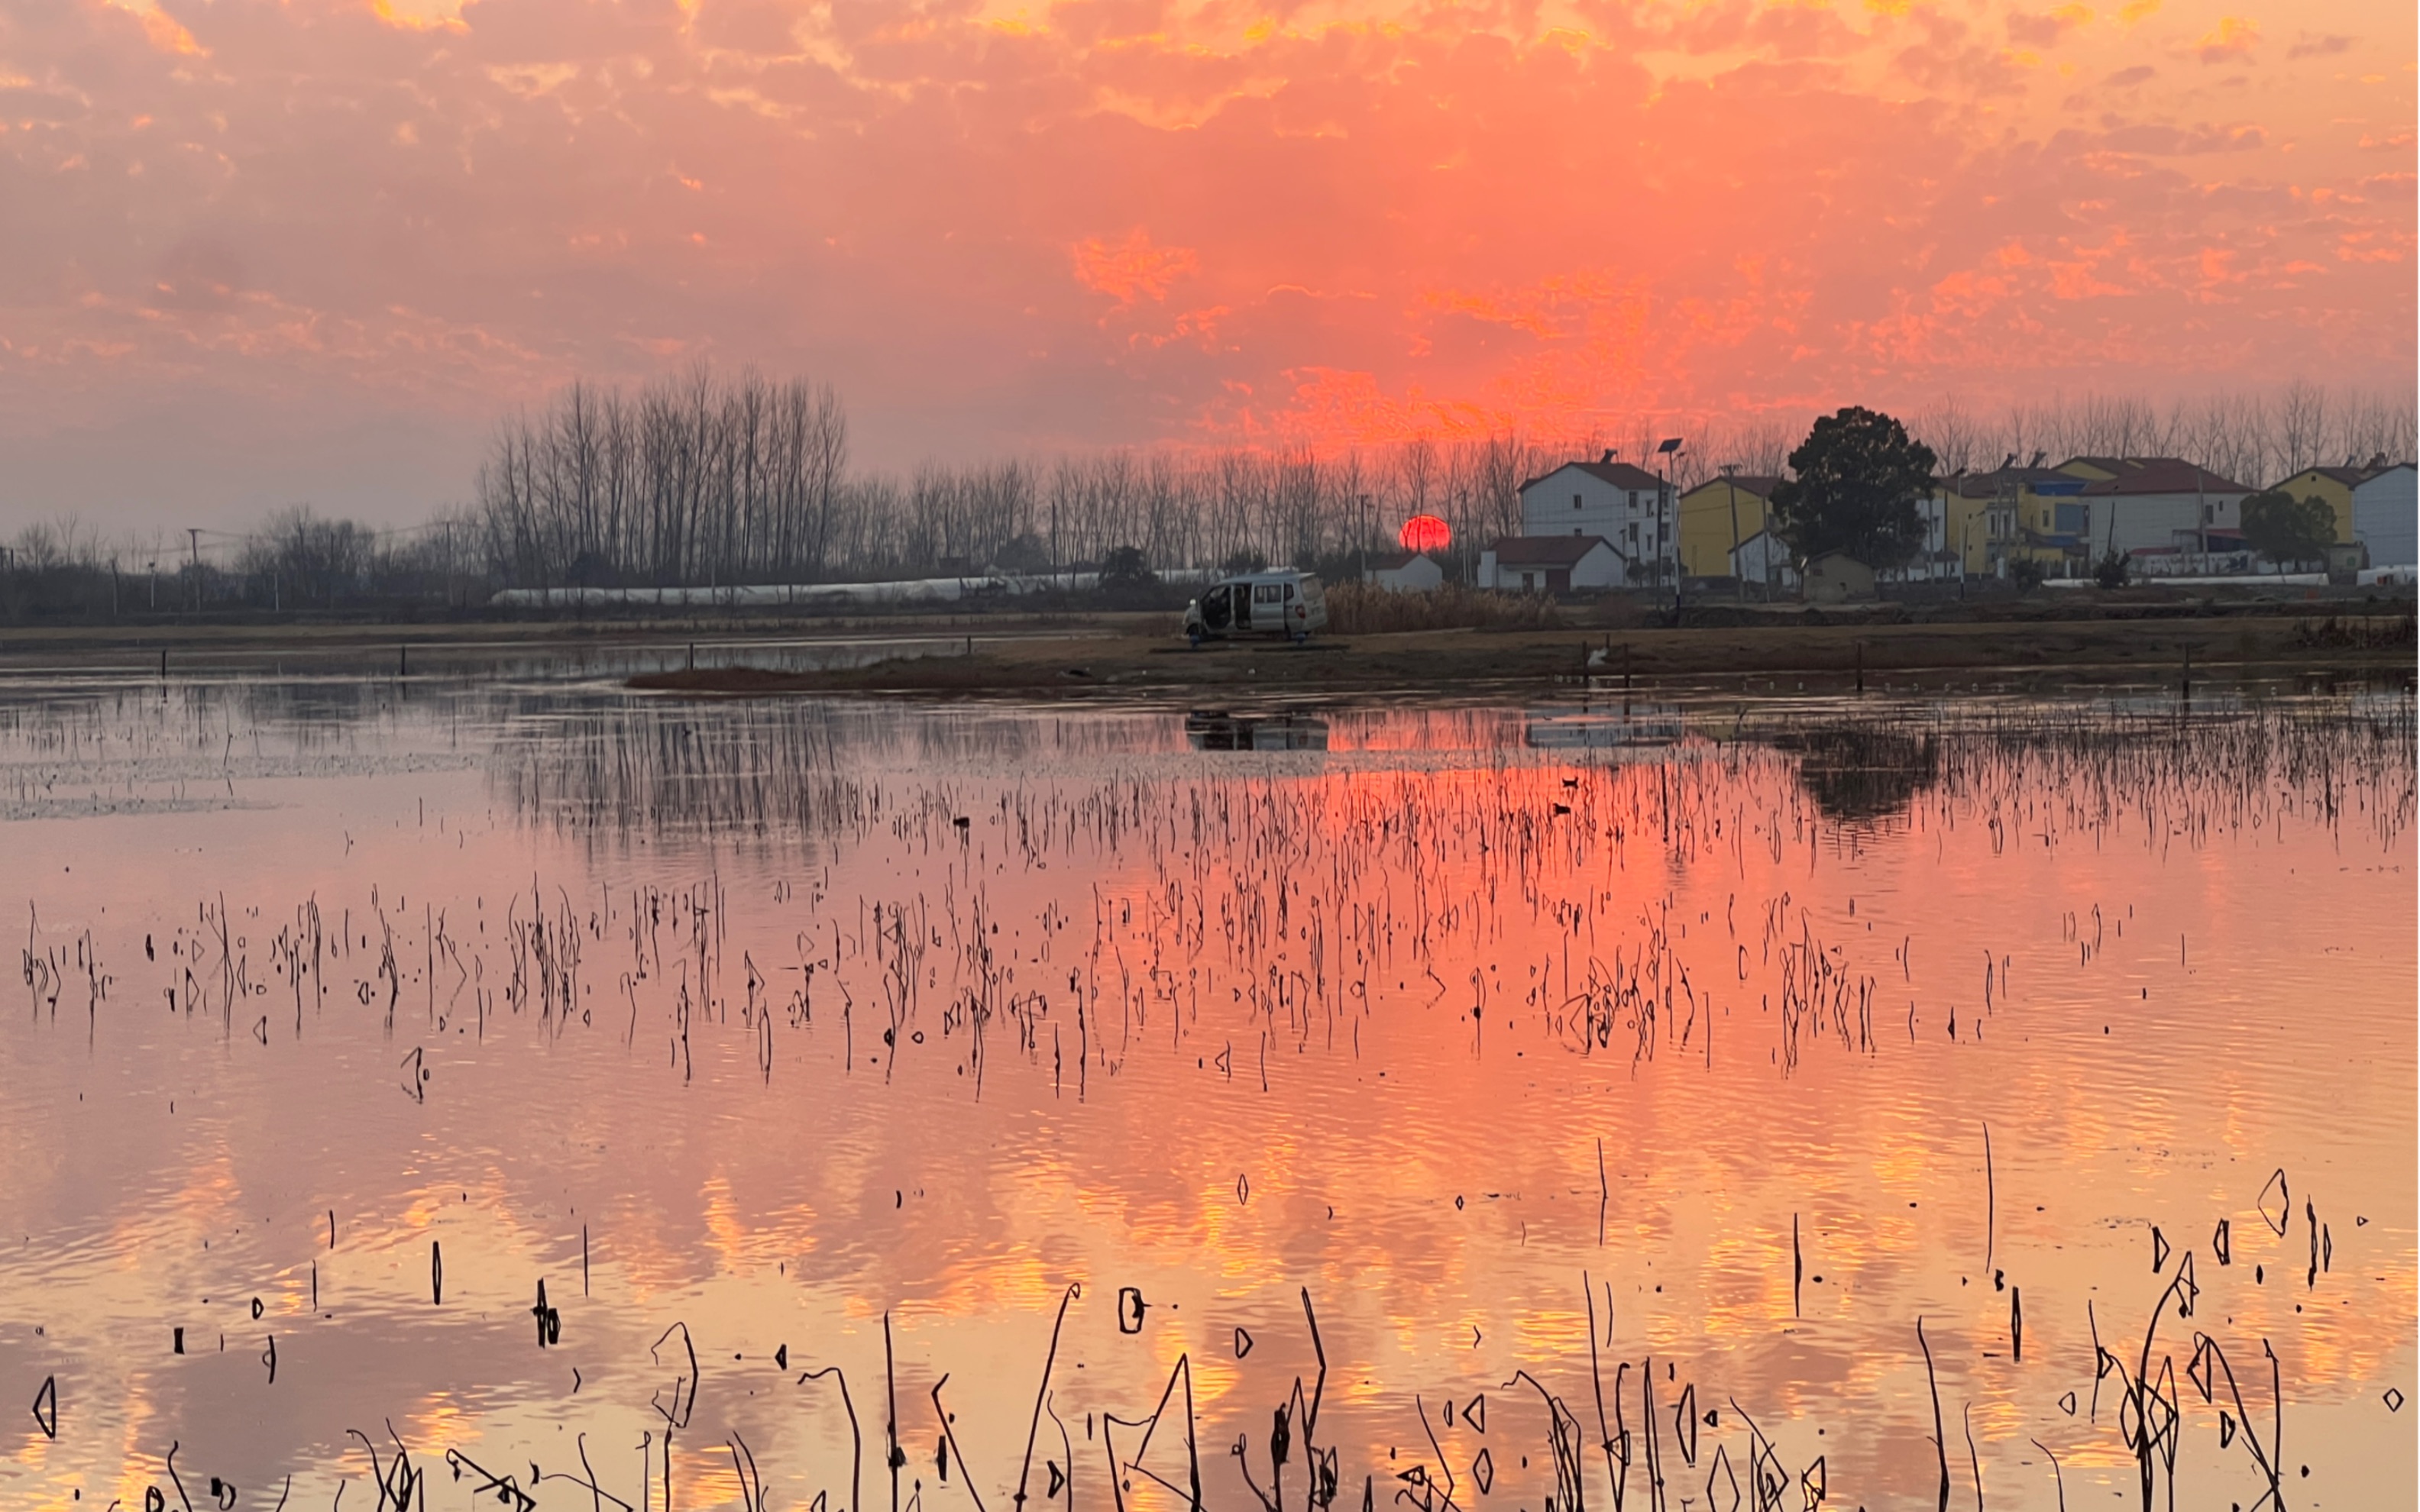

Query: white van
<box><xmin>1182</xmin><ymin>570</ymin><xmax>1328</xmax><ymax>644</ymax></box>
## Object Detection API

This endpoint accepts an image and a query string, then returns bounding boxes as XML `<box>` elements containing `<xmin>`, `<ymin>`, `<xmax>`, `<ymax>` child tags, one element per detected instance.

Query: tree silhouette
<box><xmin>1771</xmin><ymin>407</ymin><xmax>1937</xmax><ymax>567</ymax></box>
<box><xmin>1100</xmin><ymin>545</ymin><xmax>1157</xmax><ymax>590</ymax></box>
<box><xmin>2237</xmin><ymin>490</ymin><xmax>2336</xmax><ymax>571</ymax></box>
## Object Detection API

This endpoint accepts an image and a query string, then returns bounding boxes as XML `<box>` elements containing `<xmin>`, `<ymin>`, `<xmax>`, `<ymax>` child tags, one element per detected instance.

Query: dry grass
<box><xmin>1324</xmin><ymin>580</ymin><xmax>1566</xmax><ymax>635</ymax></box>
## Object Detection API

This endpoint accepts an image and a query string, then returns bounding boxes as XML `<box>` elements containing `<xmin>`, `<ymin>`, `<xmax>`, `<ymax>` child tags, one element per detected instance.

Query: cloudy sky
<box><xmin>0</xmin><ymin>0</ymin><xmax>2411</xmax><ymax>528</ymax></box>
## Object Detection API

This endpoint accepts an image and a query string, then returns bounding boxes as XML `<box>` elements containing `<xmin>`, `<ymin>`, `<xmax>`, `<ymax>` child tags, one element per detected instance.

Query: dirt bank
<box><xmin>632</xmin><ymin>608</ymin><xmax>2416</xmax><ymax>698</ymax></box>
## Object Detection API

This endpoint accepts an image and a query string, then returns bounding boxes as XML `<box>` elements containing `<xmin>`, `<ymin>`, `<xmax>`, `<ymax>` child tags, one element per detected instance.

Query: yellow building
<box><xmin>1926</xmin><ymin>483</ymin><xmax>1996</xmax><ymax>576</ymax></box>
<box><xmin>2269</xmin><ymin>466</ymin><xmax>2376</xmax><ymax>544</ymax></box>
<box><xmin>1946</xmin><ymin>467</ymin><xmax>2092</xmax><ymax>574</ymax></box>
<box><xmin>1675</xmin><ymin>473</ymin><xmax>1783</xmax><ymax>577</ymax></box>
<box><xmin>1682</xmin><ymin>473</ymin><xmax>1997</xmax><ymax>579</ymax></box>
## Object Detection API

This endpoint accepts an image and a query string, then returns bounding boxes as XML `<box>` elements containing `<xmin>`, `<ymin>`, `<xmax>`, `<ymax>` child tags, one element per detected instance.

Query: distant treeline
<box><xmin>465</xmin><ymin>368</ymin><xmax>2420</xmax><ymax>590</ymax></box>
<box><xmin>470</xmin><ymin>366</ymin><xmax>1557</xmax><ymax>588</ymax></box>
<box><xmin>2</xmin><ymin>370</ymin><xmax>2412</xmax><ymax>621</ymax></box>
<box><xmin>0</xmin><ymin>508</ymin><xmax>481</xmax><ymax>622</ymax></box>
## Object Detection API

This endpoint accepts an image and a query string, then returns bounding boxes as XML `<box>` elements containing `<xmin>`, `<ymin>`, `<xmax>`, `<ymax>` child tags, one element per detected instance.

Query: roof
<box><xmin>1489</xmin><ymin>535</ymin><xmax>1618</xmax><ymax>567</ymax></box>
<box><xmin>1364</xmin><ymin>550</ymin><xmax>1423</xmax><ymax>571</ymax></box>
<box><xmin>2077</xmin><ymin>459</ymin><xmax>2249</xmax><ymax>496</ymax></box>
<box><xmin>1519</xmin><ymin>460</ymin><xmax>1667</xmax><ymax>494</ymax></box>
<box><xmin>1679</xmin><ymin>474</ymin><xmax>1784</xmax><ymax>501</ymax></box>
<box><xmin>1943</xmin><ymin>467</ymin><xmax>2078</xmax><ymax>499</ymax></box>
<box><xmin>1804</xmin><ymin>550</ymin><xmax>1872</xmax><ymax>569</ymax></box>
<box><xmin>2282</xmin><ymin>465</ymin><xmax>2379</xmax><ymax>488</ymax></box>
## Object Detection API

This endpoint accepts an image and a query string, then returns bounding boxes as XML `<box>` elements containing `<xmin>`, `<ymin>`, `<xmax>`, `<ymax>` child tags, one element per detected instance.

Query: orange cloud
<box><xmin>2195</xmin><ymin>15</ymin><xmax>2260</xmax><ymax>63</ymax></box>
<box><xmin>140</xmin><ymin>5</ymin><xmax>204</xmax><ymax>55</ymax></box>
<box><xmin>0</xmin><ymin>0</ymin><xmax>2410</xmax><ymax>522</ymax></box>
<box><xmin>1071</xmin><ymin>230</ymin><xmax>1200</xmax><ymax>307</ymax></box>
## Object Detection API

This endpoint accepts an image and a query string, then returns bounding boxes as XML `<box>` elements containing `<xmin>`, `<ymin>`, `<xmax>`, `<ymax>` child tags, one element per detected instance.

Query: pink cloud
<box><xmin>2006</xmin><ymin>6</ymin><xmax>2092</xmax><ymax>49</ymax></box>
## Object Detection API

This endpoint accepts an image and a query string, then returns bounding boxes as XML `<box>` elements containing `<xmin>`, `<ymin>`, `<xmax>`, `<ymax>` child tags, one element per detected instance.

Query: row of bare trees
<box><xmin>837</xmin><ymin>441</ymin><xmax>1544</xmax><ymax>580</ymax></box>
<box><xmin>474</xmin><ymin>368</ymin><xmax>848</xmax><ymax>589</ymax></box>
<box><xmin>462</xmin><ymin>366</ymin><xmax>1791</xmax><ymax>585</ymax></box>
<box><xmin>1910</xmin><ymin>382</ymin><xmax>2417</xmax><ymax>487</ymax></box>
<box><xmin>467</xmin><ymin>367</ymin><xmax>2415</xmax><ymax>588</ymax></box>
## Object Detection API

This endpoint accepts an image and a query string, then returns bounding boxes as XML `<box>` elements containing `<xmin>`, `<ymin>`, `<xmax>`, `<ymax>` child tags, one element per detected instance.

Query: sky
<box><xmin>0</xmin><ymin>0</ymin><xmax>2412</xmax><ymax>529</ymax></box>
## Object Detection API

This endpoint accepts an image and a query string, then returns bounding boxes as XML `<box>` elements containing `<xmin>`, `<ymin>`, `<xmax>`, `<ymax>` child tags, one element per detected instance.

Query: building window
<box><xmin>1628</xmin><ymin>491</ymin><xmax>1639</xmax><ymax>509</ymax></box>
<box><xmin>1572</xmin><ymin>527</ymin><xmax>1582</xmax><ymax>536</ymax></box>
<box><xmin>1573</xmin><ymin>494</ymin><xmax>1583</xmax><ymax>510</ymax></box>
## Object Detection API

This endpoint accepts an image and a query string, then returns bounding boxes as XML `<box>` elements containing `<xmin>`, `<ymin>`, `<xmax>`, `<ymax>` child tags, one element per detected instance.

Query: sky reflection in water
<box><xmin>0</xmin><ymin>680</ymin><xmax>2412</xmax><ymax>1511</ymax></box>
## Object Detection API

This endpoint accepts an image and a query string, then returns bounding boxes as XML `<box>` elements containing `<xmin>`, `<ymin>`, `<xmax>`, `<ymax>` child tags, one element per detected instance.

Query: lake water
<box><xmin>1</xmin><ymin>671</ymin><xmax>2412</xmax><ymax>1511</ymax></box>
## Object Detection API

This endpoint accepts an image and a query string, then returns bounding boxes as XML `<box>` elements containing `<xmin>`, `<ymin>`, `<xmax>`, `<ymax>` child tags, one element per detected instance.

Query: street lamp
<box><xmin>1656</xmin><ymin>438</ymin><xmax>1683</xmax><ymax>609</ymax></box>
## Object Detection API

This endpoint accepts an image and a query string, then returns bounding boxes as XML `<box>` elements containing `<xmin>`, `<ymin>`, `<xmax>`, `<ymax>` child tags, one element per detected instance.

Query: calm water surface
<box><xmin>1</xmin><ymin>674</ymin><xmax>2412</xmax><ymax>1510</ymax></box>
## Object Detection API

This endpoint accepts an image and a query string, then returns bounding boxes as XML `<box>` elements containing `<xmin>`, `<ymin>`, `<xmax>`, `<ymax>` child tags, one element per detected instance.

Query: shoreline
<box><xmin>0</xmin><ymin>596</ymin><xmax>2408</xmax><ymax>696</ymax></box>
<box><xmin>630</xmin><ymin>609</ymin><xmax>2415</xmax><ymax>698</ymax></box>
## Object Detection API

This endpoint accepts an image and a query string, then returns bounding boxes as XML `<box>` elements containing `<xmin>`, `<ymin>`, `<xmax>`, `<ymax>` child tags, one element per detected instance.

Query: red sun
<box><xmin>1398</xmin><ymin>514</ymin><xmax>1451</xmax><ymax>553</ymax></box>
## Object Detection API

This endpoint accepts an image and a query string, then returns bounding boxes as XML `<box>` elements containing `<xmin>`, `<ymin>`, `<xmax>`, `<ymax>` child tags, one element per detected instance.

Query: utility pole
<box><xmin>186</xmin><ymin>527</ymin><xmax>202</xmax><ymax>612</ymax></box>
<box><xmin>1957</xmin><ymin>481</ymin><xmax>1977</xmax><ymax>599</ymax></box>
<box><xmin>1720</xmin><ymin>464</ymin><xmax>1743</xmax><ymax>604</ymax></box>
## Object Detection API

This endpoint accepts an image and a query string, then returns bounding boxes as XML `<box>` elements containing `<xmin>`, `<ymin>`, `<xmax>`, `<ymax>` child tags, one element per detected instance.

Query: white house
<box><xmin>2353</xmin><ymin>463</ymin><xmax>2417</xmax><ymax>568</ymax></box>
<box><xmin>1516</xmin><ymin>457</ymin><xmax>1674</xmax><ymax>586</ymax></box>
<box><xmin>1361</xmin><ymin>550</ymin><xmax>1446</xmax><ymax>593</ymax></box>
<box><xmin>1479</xmin><ymin>535</ymin><xmax>1624</xmax><ymax>593</ymax></box>
<box><xmin>2072</xmin><ymin>459</ymin><xmax>2250</xmax><ymax>557</ymax></box>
